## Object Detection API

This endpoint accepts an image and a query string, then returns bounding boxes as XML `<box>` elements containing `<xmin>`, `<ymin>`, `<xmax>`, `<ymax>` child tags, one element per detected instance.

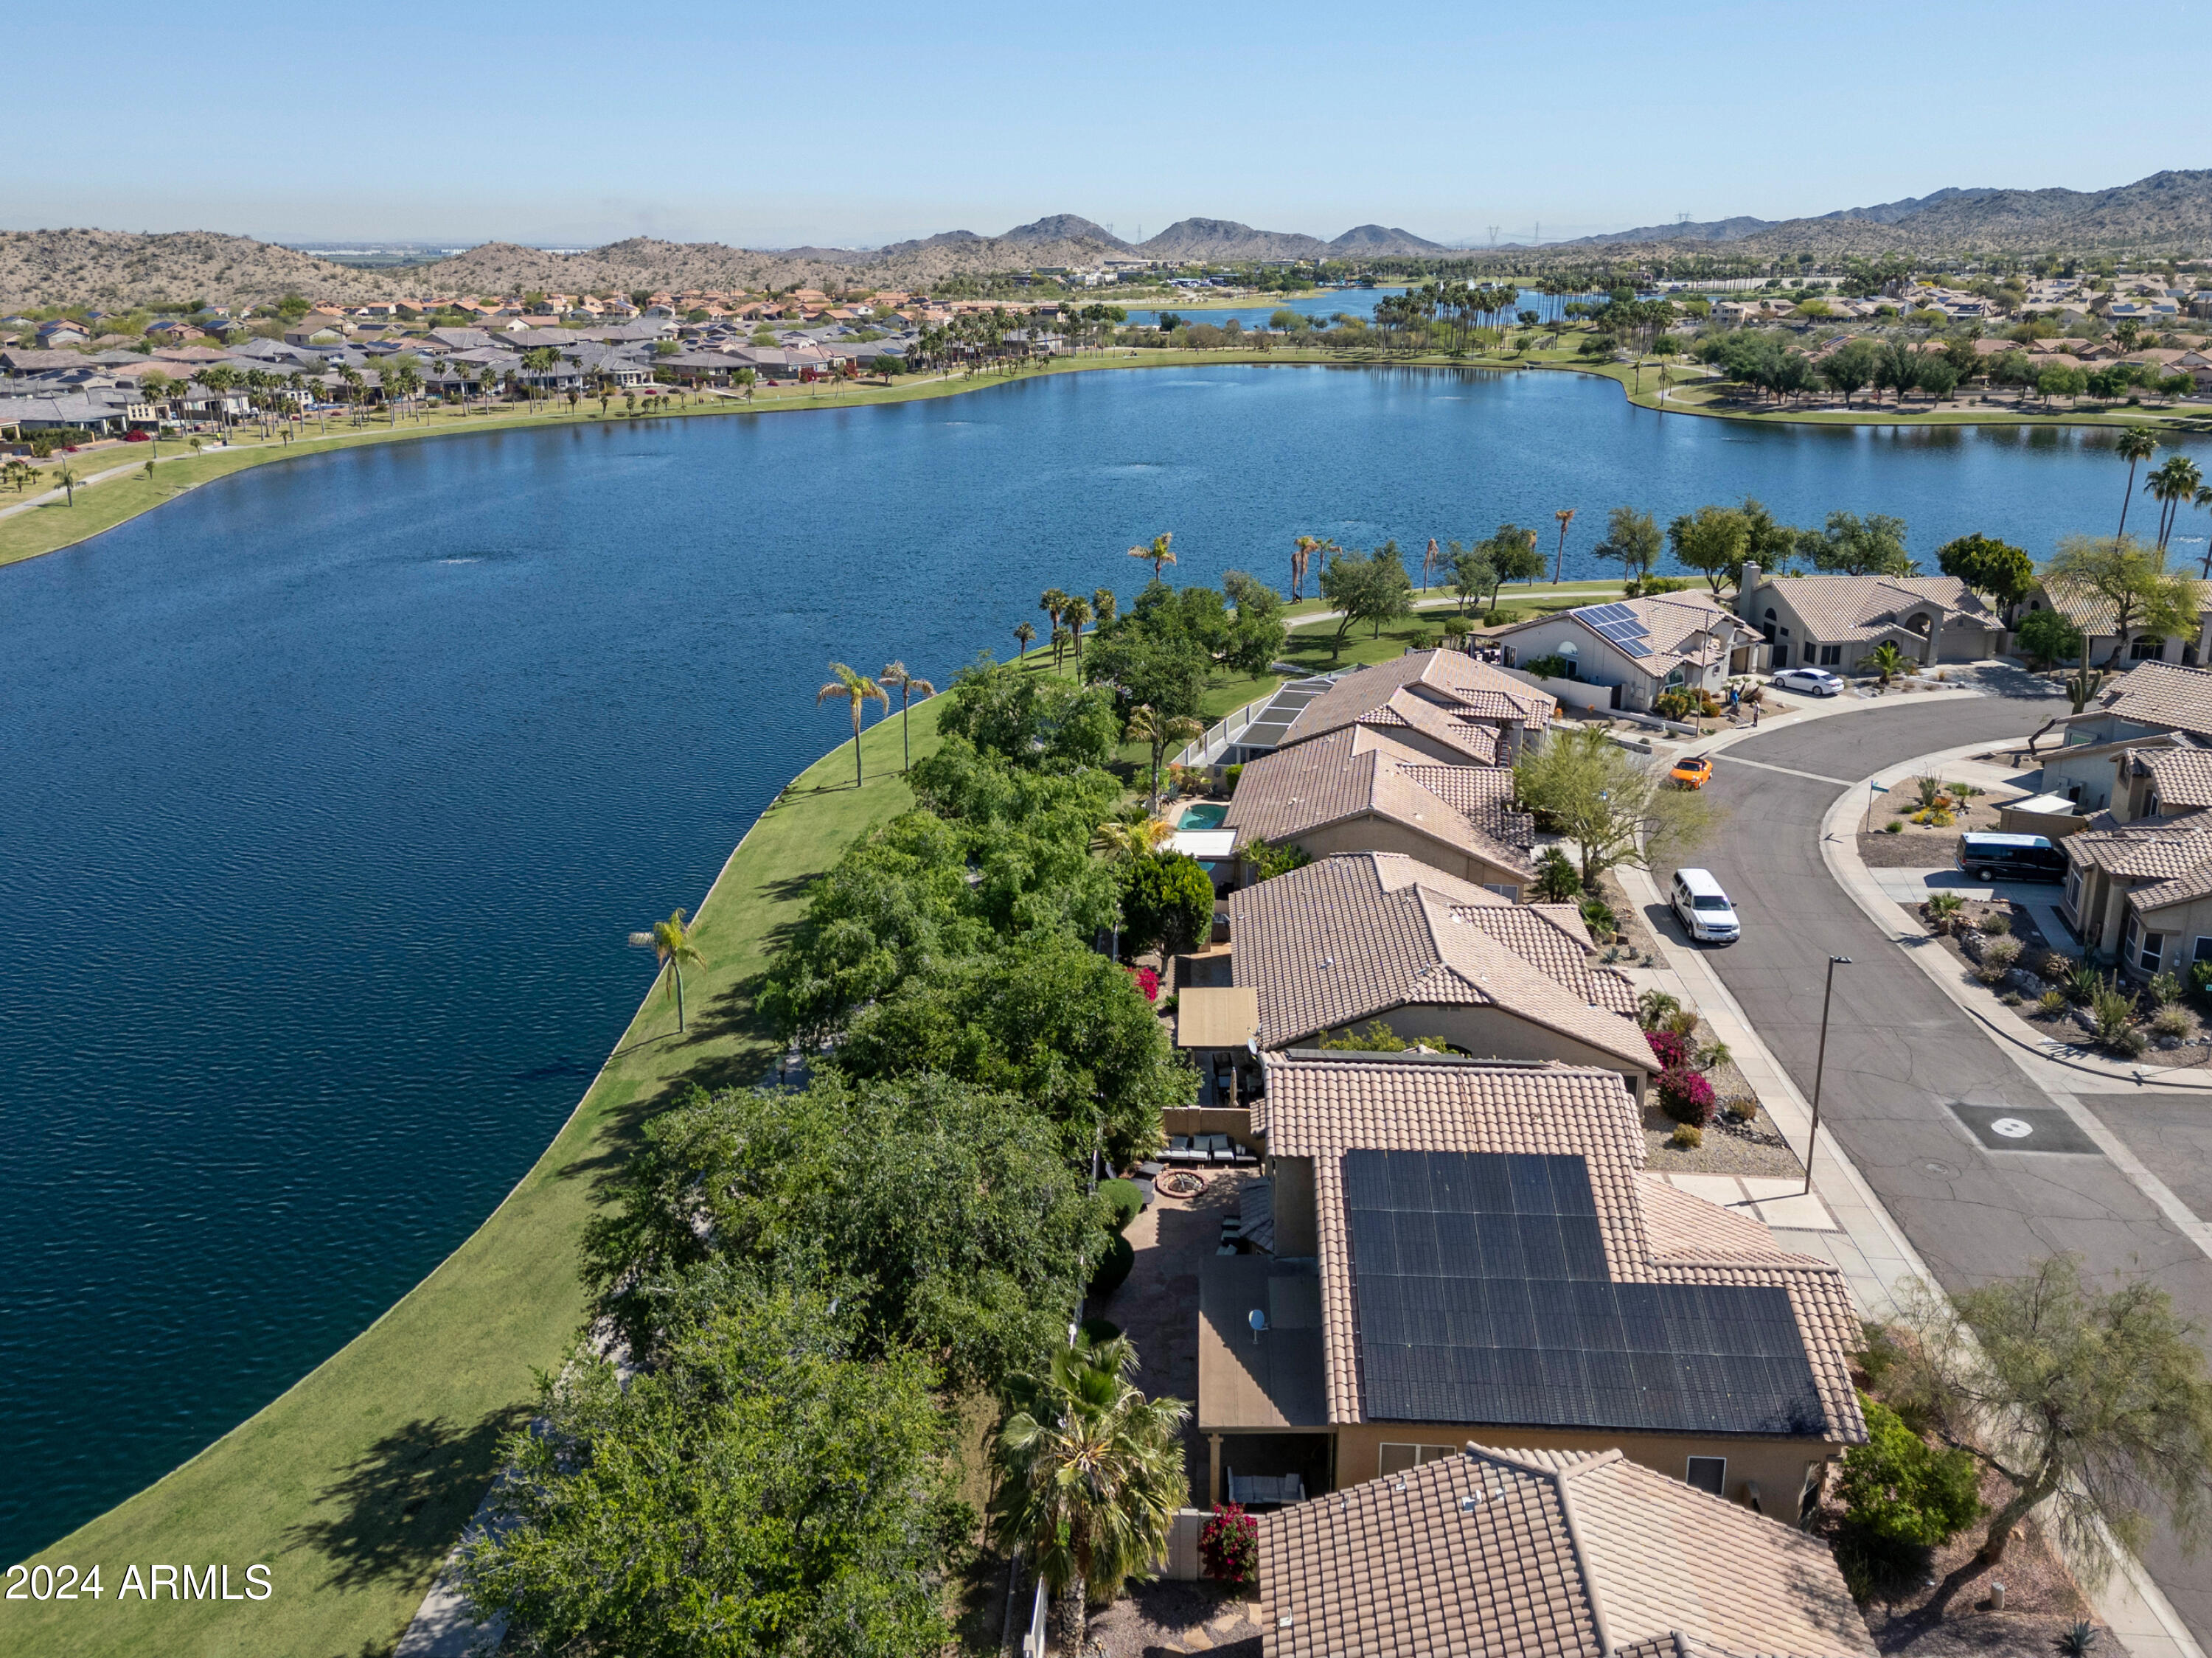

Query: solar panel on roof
<box><xmin>1342</xmin><ymin>1149</ymin><xmax>1828</xmax><ymax>1437</ymax></box>
<box><xmin>1578</xmin><ymin>602</ymin><xmax>1637</xmax><ymax>625</ymax></box>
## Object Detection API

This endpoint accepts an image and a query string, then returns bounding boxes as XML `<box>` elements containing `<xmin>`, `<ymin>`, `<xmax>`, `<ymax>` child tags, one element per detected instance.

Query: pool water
<box><xmin>1179</xmin><ymin>802</ymin><xmax>1230</xmax><ymax>829</ymax></box>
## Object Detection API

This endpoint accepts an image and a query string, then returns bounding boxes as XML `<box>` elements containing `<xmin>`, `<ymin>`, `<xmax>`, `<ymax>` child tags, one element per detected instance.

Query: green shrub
<box><xmin>1837</xmin><ymin>1394</ymin><xmax>1983</xmax><ymax>1547</ymax></box>
<box><xmin>2193</xmin><ymin>960</ymin><xmax>2212</xmax><ymax>1004</ymax></box>
<box><xmin>2068</xmin><ymin>961</ymin><xmax>2105</xmax><ymax>1003</ymax></box>
<box><xmin>1119</xmin><ymin>851</ymin><xmax>1216</xmax><ymax>957</ymax></box>
<box><xmin>2092</xmin><ymin>980</ymin><xmax>2137</xmax><ymax>1044</ymax></box>
<box><xmin>1883</xmin><ymin>820</ymin><xmax>1904</xmax><ymax>833</ymax></box>
<box><xmin>1532</xmin><ymin>846</ymin><xmax>1582</xmax><ymax>902</ymax></box>
<box><xmin>1668</xmin><ymin>1123</ymin><xmax>1703</xmax><ymax>1149</ymax></box>
<box><xmin>1247</xmin><ymin>840</ymin><xmax>1312</xmax><ymax>882</ymax></box>
<box><xmin>2038</xmin><ymin>989</ymin><xmax>2069</xmax><ymax>1018</ymax></box>
<box><xmin>1635</xmin><ymin>989</ymin><xmax>1683</xmax><ymax>1031</ymax></box>
<box><xmin>1318</xmin><ymin>1020</ymin><xmax>1411</xmax><ymax>1052</ymax></box>
<box><xmin>1975</xmin><ymin>937</ymin><xmax>2022</xmax><ymax>983</ymax></box>
<box><xmin>2149</xmin><ymin>970</ymin><xmax>2183</xmax><ymax>1006</ymax></box>
<box><xmin>1087</xmin><ymin>1232</ymin><xmax>1135</xmax><ymax>1300</ymax></box>
<box><xmin>1524</xmin><ymin>653</ymin><xmax>1573</xmax><ymax>680</ymax></box>
<box><xmin>2109</xmin><ymin>1025</ymin><xmax>2149</xmax><ymax>1059</ymax></box>
<box><xmin>1222</xmin><ymin>762</ymin><xmax>1243</xmax><ymax>794</ymax></box>
<box><xmin>1098</xmin><ymin>1179</ymin><xmax>1145</xmax><ymax>1233</ymax></box>
<box><xmin>1079</xmin><ymin>1316</ymin><xmax>1122</xmax><ymax>1345</ymax></box>
<box><xmin>1482</xmin><ymin>607</ymin><xmax>1525</xmax><ymax>626</ymax></box>
<box><xmin>2152</xmin><ymin>1004</ymin><xmax>2192</xmax><ymax>1039</ymax></box>
<box><xmin>1981</xmin><ymin>911</ymin><xmax>2010</xmax><ymax>936</ymax></box>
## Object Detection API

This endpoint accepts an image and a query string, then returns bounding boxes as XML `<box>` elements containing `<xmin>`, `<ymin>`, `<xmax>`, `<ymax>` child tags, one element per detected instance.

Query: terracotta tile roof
<box><xmin>1498</xmin><ymin>590</ymin><xmax>1752</xmax><ymax>679</ymax></box>
<box><xmin>2129</xmin><ymin>863</ymin><xmax>2212</xmax><ymax>913</ymax></box>
<box><xmin>2084</xmin><ymin>659</ymin><xmax>2212</xmax><ymax>737</ymax></box>
<box><xmin>2138</xmin><ymin>744</ymin><xmax>2212</xmax><ymax>810</ymax></box>
<box><xmin>1255</xmin><ymin>1052</ymin><xmax>1865</xmax><ymax>1441</ymax></box>
<box><xmin>1228</xmin><ymin>854</ymin><xmax>1647</xmax><ymax>1059</ymax></box>
<box><xmin>1356</xmin><ymin>685</ymin><xmax>1503</xmax><ymax>763</ymax></box>
<box><xmin>2063</xmin><ymin>812</ymin><xmax>2212</xmax><ymax>879</ymax></box>
<box><xmin>1280</xmin><ymin>649</ymin><xmax>1556</xmax><ymax>749</ymax></box>
<box><xmin>1758</xmin><ymin>574</ymin><xmax>1993</xmax><ymax>644</ymax></box>
<box><xmin>1258</xmin><ymin>1441</ymin><xmax>1877</xmax><ymax>1658</ymax></box>
<box><xmin>1222</xmin><ymin>726</ymin><xmax>1537</xmax><ymax>879</ymax></box>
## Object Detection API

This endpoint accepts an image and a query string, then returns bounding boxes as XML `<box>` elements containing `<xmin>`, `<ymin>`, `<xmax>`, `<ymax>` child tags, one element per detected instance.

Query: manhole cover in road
<box><xmin>1947</xmin><ymin>1103</ymin><xmax>2099</xmax><ymax>1154</ymax></box>
<box><xmin>1922</xmin><ymin>1160</ymin><xmax>1961</xmax><ymax>1179</ymax></box>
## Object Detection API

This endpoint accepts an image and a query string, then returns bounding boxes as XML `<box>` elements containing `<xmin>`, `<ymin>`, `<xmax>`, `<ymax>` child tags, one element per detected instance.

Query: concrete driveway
<box><xmin>1670</xmin><ymin>697</ymin><xmax>2212</xmax><ymax>1645</ymax></box>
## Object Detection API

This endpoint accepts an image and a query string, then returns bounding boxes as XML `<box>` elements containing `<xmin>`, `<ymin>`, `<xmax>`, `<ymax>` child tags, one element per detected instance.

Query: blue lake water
<box><xmin>1</xmin><ymin>363</ymin><xmax>2204</xmax><ymax>1559</ymax></box>
<box><xmin>1118</xmin><ymin>286</ymin><xmax>1603</xmax><ymax>330</ymax></box>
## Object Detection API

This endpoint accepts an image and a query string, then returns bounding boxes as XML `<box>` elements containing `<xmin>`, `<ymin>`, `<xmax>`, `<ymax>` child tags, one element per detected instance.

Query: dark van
<box><xmin>1956</xmin><ymin>832</ymin><xmax>2067</xmax><ymax>883</ymax></box>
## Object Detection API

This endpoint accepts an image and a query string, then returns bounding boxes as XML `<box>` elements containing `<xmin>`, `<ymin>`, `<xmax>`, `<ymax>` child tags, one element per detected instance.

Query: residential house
<box><xmin>1225</xmin><ymin>851</ymin><xmax>1649</xmax><ymax>1094</ymax></box>
<box><xmin>144</xmin><ymin>321</ymin><xmax>204</xmax><ymax>344</ymax></box>
<box><xmin>1196</xmin><ymin>1049</ymin><xmax>1865</xmax><ymax>1511</ymax></box>
<box><xmin>2035</xmin><ymin>661</ymin><xmax>2212</xmax><ymax>810</ymax></box>
<box><xmin>2060</xmin><ymin>808</ymin><xmax>2212</xmax><ymax>974</ymax></box>
<box><xmin>35</xmin><ymin>320</ymin><xmax>90</xmax><ymax>347</ymax></box>
<box><xmin>283</xmin><ymin>318</ymin><xmax>352</xmax><ymax>348</ymax></box>
<box><xmin>1256</xmin><ymin>1440</ymin><xmax>1878</xmax><ymax>1658</ymax></box>
<box><xmin>1736</xmin><ymin>562</ymin><xmax>2007</xmax><ymax>672</ymax></box>
<box><xmin>1238</xmin><ymin>649</ymin><xmax>1554</xmax><ymax>768</ymax></box>
<box><xmin>2024</xmin><ymin>575</ymin><xmax>2212</xmax><ymax>669</ymax></box>
<box><xmin>1492</xmin><ymin>590</ymin><xmax>1764</xmax><ymax>713</ymax></box>
<box><xmin>1222</xmin><ymin>726</ymin><xmax>1537</xmax><ymax>896</ymax></box>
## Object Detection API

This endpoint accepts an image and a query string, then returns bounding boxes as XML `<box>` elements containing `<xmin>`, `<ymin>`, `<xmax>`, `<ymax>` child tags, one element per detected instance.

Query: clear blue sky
<box><xmin>10</xmin><ymin>0</ymin><xmax>2195</xmax><ymax>248</ymax></box>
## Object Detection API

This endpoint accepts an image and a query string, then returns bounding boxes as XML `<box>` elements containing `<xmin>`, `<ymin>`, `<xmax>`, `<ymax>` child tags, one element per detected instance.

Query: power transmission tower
<box><xmin>1487</xmin><ymin>226</ymin><xmax>1500</xmax><ymax>247</ymax></box>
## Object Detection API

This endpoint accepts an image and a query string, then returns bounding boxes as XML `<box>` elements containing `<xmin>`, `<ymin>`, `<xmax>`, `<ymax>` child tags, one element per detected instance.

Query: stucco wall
<box><xmin>1302</xmin><ymin>1004</ymin><xmax>1646</xmax><ymax>1104</ymax></box>
<box><xmin>2127</xmin><ymin>896</ymin><xmax>2212</xmax><ymax>978</ymax></box>
<box><xmin>1333</xmin><ymin>1421</ymin><xmax>1837</xmax><ymax>1516</ymax></box>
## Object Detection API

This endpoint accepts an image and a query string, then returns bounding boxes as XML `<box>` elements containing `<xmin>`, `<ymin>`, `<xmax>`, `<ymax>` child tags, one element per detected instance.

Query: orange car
<box><xmin>1669</xmin><ymin>756</ymin><xmax>1713</xmax><ymax>789</ymax></box>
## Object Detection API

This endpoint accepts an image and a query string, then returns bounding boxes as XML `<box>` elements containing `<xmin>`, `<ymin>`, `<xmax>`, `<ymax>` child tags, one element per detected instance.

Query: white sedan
<box><xmin>1772</xmin><ymin>666</ymin><xmax>1846</xmax><ymax>697</ymax></box>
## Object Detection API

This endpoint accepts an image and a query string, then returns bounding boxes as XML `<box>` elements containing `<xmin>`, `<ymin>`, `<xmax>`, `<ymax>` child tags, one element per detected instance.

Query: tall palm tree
<box><xmin>1093</xmin><ymin>817</ymin><xmax>1174</xmax><ymax>862</ymax></box>
<box><xmin>878</xmin><ymin>661</ymin><xmax>935</xmax><ymax>771</ymax></box>
<box><xmin>992</xmin><ymin>1334</ymin><xmax>1188</xmax><ymax>1658</ymax></box>
<box><xmin>1128</xmin><ymin>532</ymin><xmax>1176</xmax><ymax>579</ymax></box>
<box><xmin>55</xmin><ymin>464</ymin><xmax>79</xmax><ymax>506</ymax></box>
<box><xmin>1040</xmin><ymin>586</ymin><xmax>1069</xmax><ymax>642</ymax></box>
<box><xmin>1554</xmin><ymin>506</ymin><xmax>1577</xmax><ymax>582</ymax></box>
<box><xmin>1062</xmin><ymin>595</ymin><xmax>1093</xmax><ymax>662</ymax></box>
<box><xmin>644</xmin><ymin>908</ymin><xmax>706</xmax><ymax>1033</ymax></box>
<box><xmin>1291</xmin><ymin>534</ymin><xmax>1320</xmax><ymax>600</ymax></box>
<box><xmin>1091</xmin><ymin>586</ymin><xmax>1116</xmax><ymax>628</ymax></box>
<box><xmin>2196</xmin><ymin>484</ymin><xmax>2212</xmax><ymax>579</ymax></box>
<box><xmin>817</xmin><ymin>661</ymin><xmax>888</xmax><ymax>787</ymax></box>
<box><xmin>1421</xmin><ymin>537</ymin><xmax>1440</xmax><ymax>591</ymax></box>
<box><xmin>2115</xmin><ymin>426</ymin><xmax>2158</xmax><ymax>542</ymax></box>
<box><xmin>1013</xmin><ymin>621</ymin><xmax>1037</xmax><ymax>662</ymax></box>
<box><xmin>2146</xmin><ymin>454</ymin><xmax>2203</xmax><ymax>550</ymax></box>
<box><xmin>1125</xmin><ymin>703</ymin><xmax>1204</xmax><ymax>811</ymax></box>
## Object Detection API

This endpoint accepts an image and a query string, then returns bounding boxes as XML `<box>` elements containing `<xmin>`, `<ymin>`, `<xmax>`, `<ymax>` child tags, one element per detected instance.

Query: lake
<box><xmin>1</xmin><ymin>362</ymin><xmax>2201</xmax><ymax>1558</ymax></box>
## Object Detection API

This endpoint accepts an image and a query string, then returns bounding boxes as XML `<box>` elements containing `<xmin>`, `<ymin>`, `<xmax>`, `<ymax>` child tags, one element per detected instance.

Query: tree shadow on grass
<box><xmin>281</xmin><ymin>1406</ymin><xmax>529</xmax><ymax>1597</ymax></box>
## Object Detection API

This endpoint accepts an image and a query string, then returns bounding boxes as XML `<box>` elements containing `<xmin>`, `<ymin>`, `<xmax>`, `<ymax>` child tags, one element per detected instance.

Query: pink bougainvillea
<box><xmin>1656</xmin><ymin>1065</ymin><xmax>1716</xmax><ymax>1126</ymax></box>
<box><xmin>1198</xmin><ymin>1503</ymin><xmax>1258</xmax><ymax>1584</ymax></box>
<box><xmin>1130</xmin><ymin>965</ymin><xmax>1161</xmax><ymax>1003</ymax></box>
<box><xmin>1645</xmin><ymin>1029</ymin><xmax>1691</xmax><ymax>1070</ymax></box>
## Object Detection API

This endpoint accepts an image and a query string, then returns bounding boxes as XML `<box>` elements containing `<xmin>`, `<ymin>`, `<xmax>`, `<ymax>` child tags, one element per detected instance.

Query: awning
<box><xmin>1178</xmin><ymin>985</ymin><xmax>1259</xmax><ymax>1050</ymax></box>
<box><xmin>1169</xmin><ymin>828</ymin><xmax>1236</xmax><ymax>860</ymax></box>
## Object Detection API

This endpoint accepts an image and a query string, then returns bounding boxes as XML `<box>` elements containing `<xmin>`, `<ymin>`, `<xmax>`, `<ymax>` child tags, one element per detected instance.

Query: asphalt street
<box><xmin>1669</xmin><ymin>696</ymin><xmax>2212</xmax><ymax>1643</ymax></box>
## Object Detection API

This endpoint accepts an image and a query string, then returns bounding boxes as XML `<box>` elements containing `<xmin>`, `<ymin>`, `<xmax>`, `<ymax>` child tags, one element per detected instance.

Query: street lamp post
<box><xmin>1803</xmin><ymin>955</ymin><xmax>1851</xmax><ymax>1197</ymax></box>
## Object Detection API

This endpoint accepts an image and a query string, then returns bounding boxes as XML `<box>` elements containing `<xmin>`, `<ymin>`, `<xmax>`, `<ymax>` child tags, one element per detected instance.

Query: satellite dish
<box><xmin>1248</xmin><ymin>1308</ymin><xmax>1267</xmax><ymax>1342</ymax></box>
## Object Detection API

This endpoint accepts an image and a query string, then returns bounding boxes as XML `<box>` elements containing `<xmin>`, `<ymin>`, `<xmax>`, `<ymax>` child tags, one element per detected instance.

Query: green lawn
<box><xmin>4</xmin><ymin>699</ymin><xmax>949</xmax><ymax>1658</ymax></box>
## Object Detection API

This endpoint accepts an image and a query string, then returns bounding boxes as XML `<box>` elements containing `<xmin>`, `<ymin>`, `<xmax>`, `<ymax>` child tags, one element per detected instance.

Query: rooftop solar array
<box><xmin>1343</xmin><ymin>1149</ymin><xmax>1828</xmax><ymax>1437</ymax></box>
<box><xmin>1574</xmin><ymin>601</ymin><xmax>1655</xmax><ymax>658</ymax></box>
<box><xmin>1238</xmin><ymin>680</ymin><xmax>1332</xmax><ymax>749</ymax></box>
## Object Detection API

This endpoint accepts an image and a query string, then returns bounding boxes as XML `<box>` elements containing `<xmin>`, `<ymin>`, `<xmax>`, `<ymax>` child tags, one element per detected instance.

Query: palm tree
<box><xmin>1013</xmin><ymin>621</ymin><xmax>1037</xmax><ymax>662</ymax></box>
<box><xmin>643</xmin><ymin>908</ymin><xmax>706</xmax><ymax>1032</ymax></box>
<box><xmin>1093</xmin><ymin>817</ymin><xmax>1174</xmax><ymax>862</ymax></box>
<box><xmin>1554</xmin><ymin>506</ymin><xmax>1577</xmax><ymax>582</ymax></box>
<box><xmin>817</xmin><ymin>661</ymin><xmax>889</xmax><ymax>787</ymax></box>
<box><xmin>1049</xmin><ymin>624</ymin><xmax>1073</xmax><ymax>671</ymax></box>
<box><xmin>2115</xmin><ymin>426</ymin><xmax>2158</xmax><ymax>541</ymax></box>
<box><xmin>992</xmin><ymin>1334</ymin><xmax>1188</xmax><ymax>1658</ymax></box>
<box><xmin>1040</xmin><ymin>586</ymin><xmax>1069</xmax><ymax>642</ymax></box>
<box><xmin>2146</xmin><ymin>454</ymin><xmax>2203</xmax><ymax>550</ymax></box>
<box><xmin>1062</xmin><ymin>595</ymin><xmax>1093</xmax><ymax>662</ymax></box>
<box><xmin>1091</xmin><ymin>586</ymin><xmax>1117</xmax><ymax>628</ymax></box>
<box><xmin>1421</xmin><ymin>537</ymin><xmax>1440</xmax><ymax>591</ymax></box>
<box><xmin>877</xmin><ymin>661</ymin><xmax>935</xmax><ymax>772</ymax></box>
<box><xmin>1128</xmin><ymin>531</ymin><xmax>1176</xmax><ymax>579</ymax></box>
<box><xmin>2196</xmin><ymin>485</ymin><xmax>2212</xmax><ymax>579</ymax></box>
<box><xmin>1865</xmin><ymin>641</ymin><xmax>1911</xmax><ymax>686</ymax></box>
<box><xmin>1291</xmin><ymin>534</ymin><xmax>1322</xmax><ymax>600</ymax></box>
<box><xmin>55</xmin><ymin>464</ymin><xmax>79</xmax><ymax>506</ymax></box>
<box><xmin>1126</xmin><ymin>703</ymin><xmax>1204</xmax><ymax>811</ymax></box>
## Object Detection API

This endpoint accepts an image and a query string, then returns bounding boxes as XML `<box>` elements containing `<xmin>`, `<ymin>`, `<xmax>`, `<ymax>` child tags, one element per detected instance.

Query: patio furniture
<box><xmin>1226</xmin><ymin>1472</ymin><xmax>1306</xmax><ymax>1508</ymax></box>
<box><xmin>1164</xmin><ymin>1135</ymin><xmax>1206</xmax><ymax>1165</ymax></box>
<box><xmin>1206</xmin><ymin>1134</ymin><xmax>1239</xmax><ymax>1165</ymax></box>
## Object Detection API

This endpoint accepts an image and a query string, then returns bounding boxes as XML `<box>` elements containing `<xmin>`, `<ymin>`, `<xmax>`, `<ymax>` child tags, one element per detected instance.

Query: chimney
<box><xmin>1739</xmin><ymin>561</ymin><xmax>1761</xmax><ymax>603</ymax></box>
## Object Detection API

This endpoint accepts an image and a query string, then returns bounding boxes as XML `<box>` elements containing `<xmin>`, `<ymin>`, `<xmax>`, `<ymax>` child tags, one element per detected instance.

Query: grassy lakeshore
<box><xmin>4</xmin><ymin>698</ymin><xmax>949</xmax><ymax>1658</ymax></box>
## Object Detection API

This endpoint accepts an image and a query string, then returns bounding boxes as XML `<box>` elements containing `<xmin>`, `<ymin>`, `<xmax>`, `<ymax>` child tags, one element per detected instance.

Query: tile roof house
<box><xmin>2037</xmin><ymin>663</ymin><xmax>2212</xmax><ymax>813</ymax></box>
<box><xmin>1271</xmin><ymin>649</ymin><xmax>1556</xmax><ymax>764</ymax></box>
<box><xmin>1222</xmin><ymin>726</ymin><xmax>1537</xmax><ymax>895</ymax></box>
<box><xmin>1258</xmin><ymin>1440</ymin><xmax>1877</xmax><ymax>1658</ymax></box>
<box><xmin>1197</xmin><ymin>1050</ymin><xmax>1865</xmax><ymax>1521</ymax></box>
<box><xmin>1492</xmin><ymin>591</ymin><xmax>1767</xmax><ymax>714</ymax></box>
<box><xmin>2025</xmin><ymin>578</ymin><xmax>2212</xmax><ymax>671</ymax></box>
<box><xmin>1736</xmin><ymin>562</ymin><xmax>2006</xmax><ymax>672</ymax></box>
<box><xmin>1226</xmin><ymin>852</ymin><xmax>1649</xmax><ymax>1090</ymax></box>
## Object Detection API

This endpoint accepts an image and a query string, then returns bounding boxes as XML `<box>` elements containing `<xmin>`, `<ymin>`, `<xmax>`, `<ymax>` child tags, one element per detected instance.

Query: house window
<box><xmin>1686</xmin><ymin>1456</ymin><xmax>1727</xmax><ymax>1496</ymax></box>
<box><xmin>1481</xmin><ymin>882</ymin><xmax>1520</xmax><ymax>899</ymax></box>
<box><xmin>1818</xmin><ymin>644</ymin><xmax>1843</xmax><ymax>666</ymax></box>
<box><xmin>2140</xmin><ymin>930</ymin><xmax>2166</xmax><ymax>973</ymax></box>
<box><xmin>2064</xmin><ymin>863</ymin><xmax>2084</xmax><ymax>915</ymax></box>
<box><xmin>1379</xmin><ymin>1443</ymin><xmax>1458</xmax><ymax>1477</ymax></box>
<box><xmin>2131</xmin><ymin>635</ymin><xmax>2167</xmax><ymax>660</ymax></box>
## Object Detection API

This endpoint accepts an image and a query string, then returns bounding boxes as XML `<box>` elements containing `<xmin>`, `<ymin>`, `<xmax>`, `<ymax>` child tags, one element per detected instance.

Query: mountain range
<box><xmin>3</xmin><ymin>171</ymin><xmax>2208</xmax><ymax>310</ymax></box>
